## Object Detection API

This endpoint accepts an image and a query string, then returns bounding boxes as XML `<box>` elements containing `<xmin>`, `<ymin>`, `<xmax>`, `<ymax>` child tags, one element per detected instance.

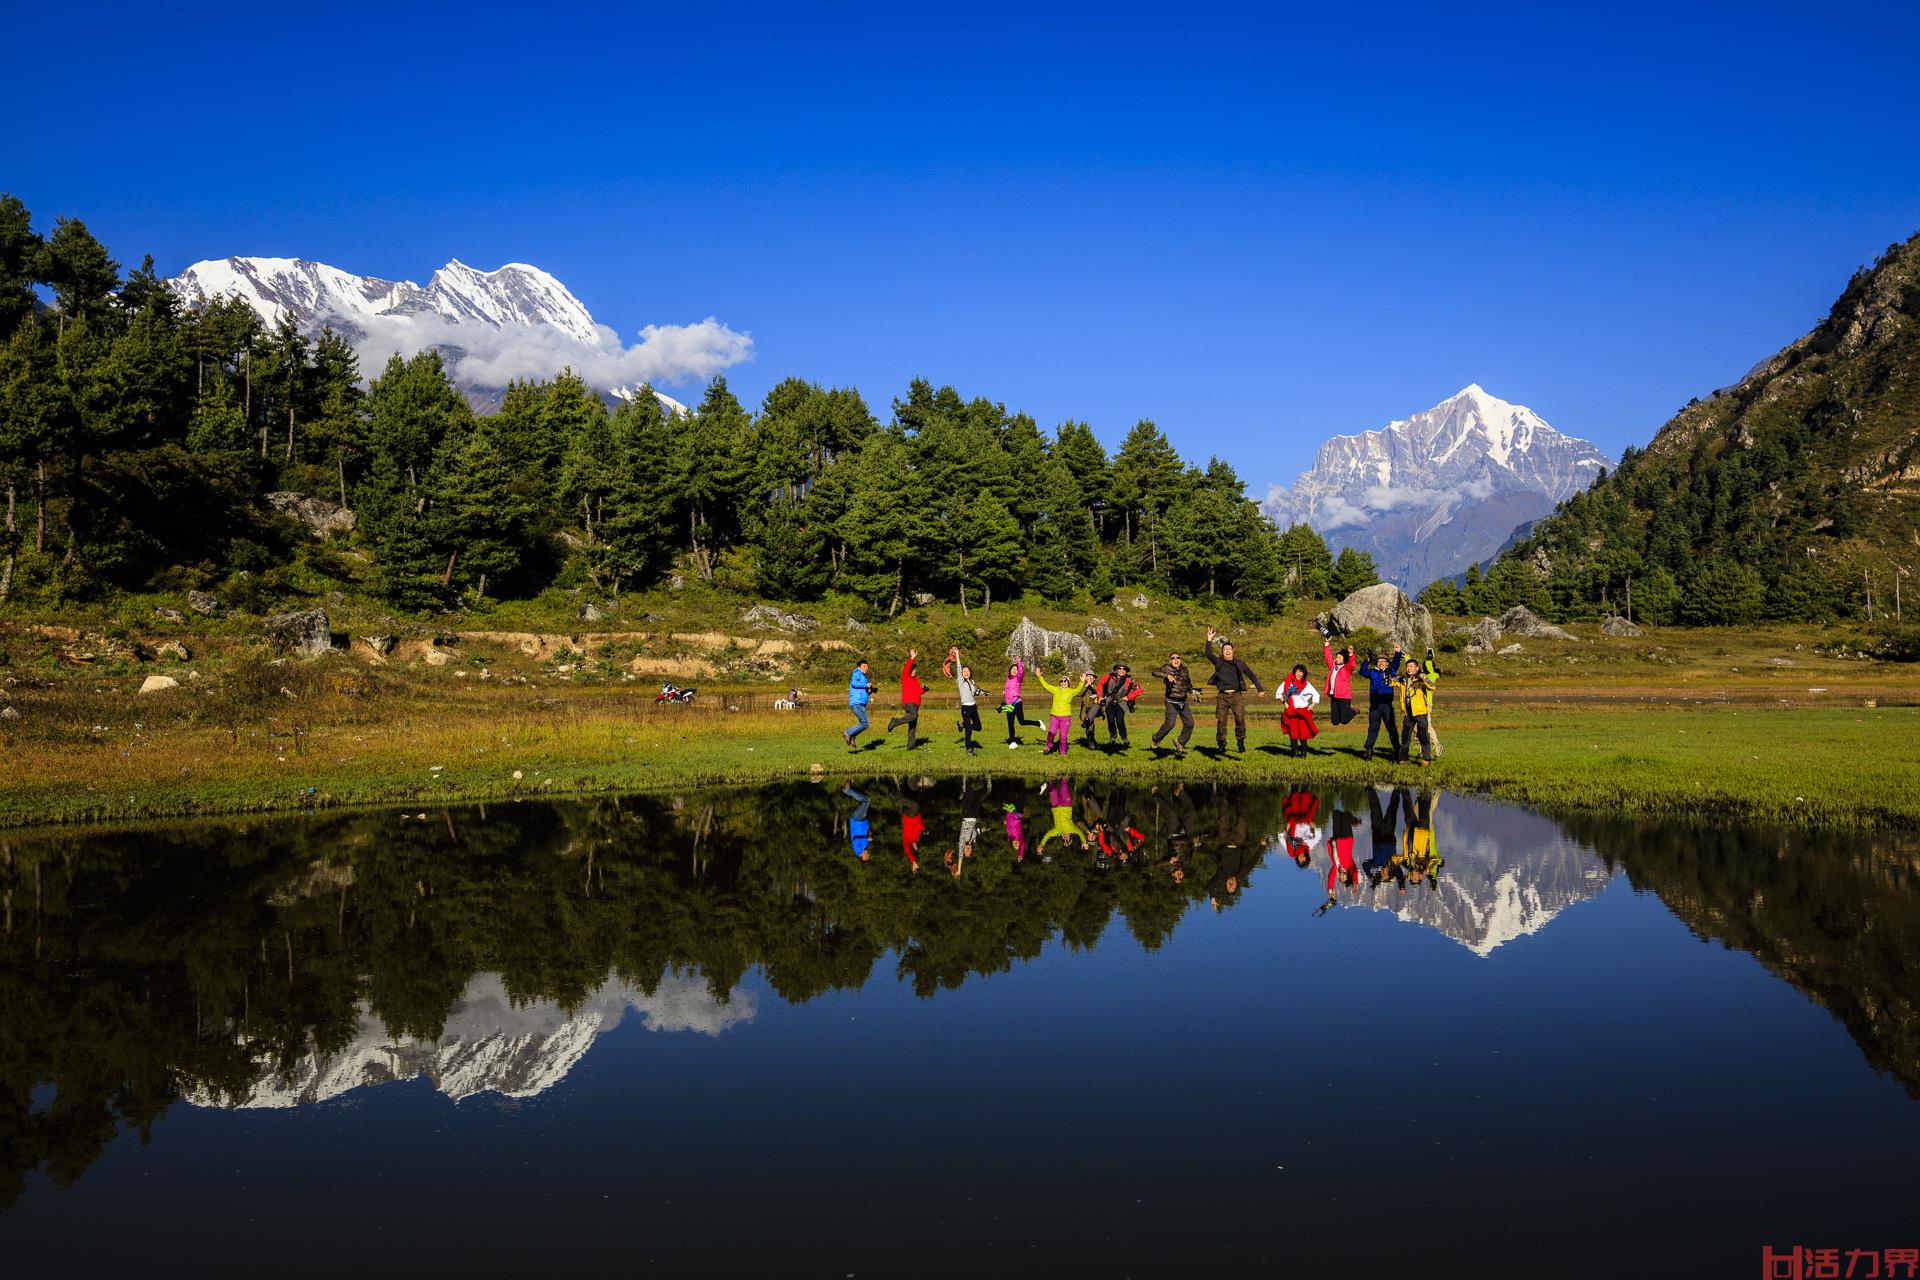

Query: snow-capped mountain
<box><xmin>170</xmin><ymin>255</ymin><xmax>749</xmax><ymax>413</ymax></box>
<box><xmin>1263</xmin><ymin>386</ymin><xmax>1611</xmax><ymax>592</ymax></box>
<box><xmin>1334</xmin><ymin>790</ymin><xmax>1614</xmax><ymax>955</ymax></box>
<box><xmin>187</xmin><ymin>971</ymin><xmax>754</xmax><ymax>1110</ymax></box>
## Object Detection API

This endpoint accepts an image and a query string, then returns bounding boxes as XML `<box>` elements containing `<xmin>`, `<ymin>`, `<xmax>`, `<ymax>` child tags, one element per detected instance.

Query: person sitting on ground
<box><xmin>1203</xmin><ymin>627</ymin><xmax>1264</xmax><ymax>754</ymax></box>
<box><xmin>1149</xmin><ymin>651</ymin><xmax>1195</xmax><ymax>754</ymax></box>
<box><xmin>1277</xmin><ymin>663</ymin><xmax>1322</xmax><ymax>757</ymax></box>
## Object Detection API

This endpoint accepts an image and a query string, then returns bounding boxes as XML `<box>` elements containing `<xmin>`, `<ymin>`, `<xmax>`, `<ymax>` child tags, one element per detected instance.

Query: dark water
<box><xmin>2</xmin><ymin>778</ymin><xmax>1916</xmax><ymax>1276</ymax></box>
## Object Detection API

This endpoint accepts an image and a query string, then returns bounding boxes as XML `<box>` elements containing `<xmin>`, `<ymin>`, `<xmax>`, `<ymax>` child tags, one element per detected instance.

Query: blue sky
<box><xmin>8</xmin><ymin>0</ymin><xmax>1918</xmax><ymax>495</ymax></box>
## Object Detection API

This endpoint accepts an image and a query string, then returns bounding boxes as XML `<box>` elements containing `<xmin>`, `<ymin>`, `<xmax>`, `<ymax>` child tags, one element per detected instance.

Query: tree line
<box><xmin>0</xmin><ymin>197</ymin><xmax>1354</xmax><ymax>618</ymax></box>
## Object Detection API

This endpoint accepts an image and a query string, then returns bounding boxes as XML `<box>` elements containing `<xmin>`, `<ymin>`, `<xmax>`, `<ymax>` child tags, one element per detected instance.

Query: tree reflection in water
<box><xmin>1</xmin><ymin>777</ymin><xmax>1914</xmax><ymax>1208</ymax></box>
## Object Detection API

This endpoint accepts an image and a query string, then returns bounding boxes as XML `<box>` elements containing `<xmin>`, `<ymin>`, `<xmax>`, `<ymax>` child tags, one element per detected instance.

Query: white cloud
<box><xmin>350</xmin><ymin>312</ymin><xmax>752</xmax><ymax>390</ymax></box>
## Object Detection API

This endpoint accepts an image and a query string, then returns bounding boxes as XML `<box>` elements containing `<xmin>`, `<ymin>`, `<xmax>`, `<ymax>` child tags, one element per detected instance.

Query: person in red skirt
<box><xmin>1277</xmin><ymin>663</ymin><xmax>1322</xmax><ymax>757</ymax></box>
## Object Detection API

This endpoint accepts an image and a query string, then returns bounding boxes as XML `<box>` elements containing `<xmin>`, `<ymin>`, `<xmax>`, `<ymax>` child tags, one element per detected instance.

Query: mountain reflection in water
<box><xmin>2</xmin><ymin>777</ymin><xmax>1915</xmax><ymax>1217</ymax></box>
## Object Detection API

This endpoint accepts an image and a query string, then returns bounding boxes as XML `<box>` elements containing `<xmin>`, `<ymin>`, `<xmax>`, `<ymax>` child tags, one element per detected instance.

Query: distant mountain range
<box><xmin>187</xmin><ymin>971</ymin><xmax>754</xmax><ymax>1109</ymax></box>
<box><xmin>1263</xmin><ymin>385</ymin><xmax>1612</xmax><ymax>592</ymax></box>
<box><xmin>170</xmin><ymin>255</ymin><xmax>751</xmax><ymax>412</ymax></box>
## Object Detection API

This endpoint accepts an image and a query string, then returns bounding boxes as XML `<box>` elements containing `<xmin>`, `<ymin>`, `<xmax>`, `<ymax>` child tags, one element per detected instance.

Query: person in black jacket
<box><xmin>1203</xmin><ymin>628</ymin><xmax>1264</xmax><ymax>753</ymax></box>
<box><xmin>1149</xmin><ymin>652</ymin><xmax>1195</xmax><ymax>753</ymax></box>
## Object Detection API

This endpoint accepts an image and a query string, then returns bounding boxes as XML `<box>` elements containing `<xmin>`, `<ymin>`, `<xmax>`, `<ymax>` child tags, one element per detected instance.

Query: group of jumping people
<box><xmin>840</xmin><ymin>627</ymin><xmax>1444</xmax><ymax>765</ymax></box>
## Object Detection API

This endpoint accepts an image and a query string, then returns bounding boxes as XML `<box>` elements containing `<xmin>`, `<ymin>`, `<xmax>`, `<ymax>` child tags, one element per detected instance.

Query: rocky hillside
<box><xmin>1490</xmin><ymin>231</ymin><xmax>1920</xmax><ymax>624</ymax></box>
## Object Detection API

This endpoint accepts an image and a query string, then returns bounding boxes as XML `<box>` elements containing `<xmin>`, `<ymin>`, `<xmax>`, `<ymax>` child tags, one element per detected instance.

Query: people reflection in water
<box><xmin>1281</xmin><ymin>786</ymin><xmax>1321</xmax><ymax>868</ymax></box>
<box><xmin>1209</xmin><ymin>785</ymin><xmax>1251</xmax><ymax>911</ymax></box>
<box><xmin>898</xmin><ymin>793</ymin><xmax>926</xmax><ymax>872</ymax></box>
<box><xmin>1365</xmin><ymin>787</ymin><xmax>1405</xmax><ymax>891</ymax></box>
<box><xmin>1157</xmin><ymin>782</ymin><xmax>1199</xmax><ymax>883</ymax></box>
<box><xmin>1401</xmin><ymin>789</ymin><xmax>1443</xmax><ymax>889</ymax></box>
<box><xmin>1039</xmin><ymin>778</ymin><xmax>1089</xmax><ymax>859</ymax></box>
<box><xmin>1084</xmin><ymin>785</ymin><xmax>1145</xmax><ymax>866</ymax></box>
<box><xmin>1322</xmin><ymin>802</ymin><xmax>1359</xmax><ymax>911</ymax></box>
<box><xmin>1003</xmin><ymin>800</ymin><xmax>1029</xmax><ymax>862</ymax></box>
<box><xmin>843</xmin><ymin>785</ymin><xmax>872</xmax><ymax>861</ymax></box>
<box><xmin>944</xmin><ymin>779</ymin><xmax>981</xmax><ymax>878</ymax></box>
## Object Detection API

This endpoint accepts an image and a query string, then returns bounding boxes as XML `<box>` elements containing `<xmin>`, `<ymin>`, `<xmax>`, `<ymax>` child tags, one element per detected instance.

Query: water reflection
<box><xmin>1</xmin><ymin>778</ymin><xmax>1916</xmax><ymax>1213</ymax></box>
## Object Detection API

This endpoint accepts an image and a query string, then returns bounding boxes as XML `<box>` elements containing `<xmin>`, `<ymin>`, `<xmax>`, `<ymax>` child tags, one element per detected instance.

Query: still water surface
<box><xmin>3</xmin><ymin>779</ymin><xmax>1916</xmax><ymax>1275</ymax></box>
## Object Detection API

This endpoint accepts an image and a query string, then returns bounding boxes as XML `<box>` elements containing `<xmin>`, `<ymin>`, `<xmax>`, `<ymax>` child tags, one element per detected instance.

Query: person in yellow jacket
<box><xmin>1393</xmin><ymin>647</ymin><xmax>1440</xmax><ymax>766</ymax></box>
<box><xmin>1034</xmin><ymin>668</ymin><xmax>1095</xmax><ymax>756</ymax></box>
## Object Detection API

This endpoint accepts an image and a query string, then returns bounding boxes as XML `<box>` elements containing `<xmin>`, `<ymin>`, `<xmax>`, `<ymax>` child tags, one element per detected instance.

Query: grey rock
<box><xmin>138</xmin><ymin>674</ymin><xmax>181</xmax><ymax>694</ymax></box>
<box><xmin>741</xmin><ymin>605</ymin><xmax>819</xmax><ymax>634</ymax></box>
<box><xmin>1498</xmin><ymin>605</ymin><xmax>1573</xmax><ymax>641</ymax></box>
<box><xmin>910</xmin><ymin>591</ymin><xmax>936</xmax><ymax>607</ymax></box>
<box><xmin>1497</xmin><ymin>642</ymin><xmax>1525</xmax><ymax>655</ymax></box>
<box><xmin>362</xmin><ymin>634</ymin><xmax>398</xmax><ymax>656</ymax></box>
<box><xmin>1006</xmin><ymin>616</ymin><xmax>1096</xmax><ymax>676</ymax></box>
<box><xmin>156</xmin><ymin>640</ymin><xmax>191</xmax><ymax>662</ymax></box>
<box><xmin>265</xmin><ymin>490</ymin><xmax>356</xmax><ymax>537</ymax></box>
<box><xmin>579</xmin><ymin>603</ymin><xmax>605</xmax><ymax>623</ymax></box>
<box><xmin>188</xmin><ymin>590</ymin><xmax>221</xmax><ymax>615</ymax></box>
<box><xmin>153</xmin><ymin>606</ymin><xmax>188</xmax><ymax>625</ymax></box>
<box><xmin>1131</xmin><ymin>593</ymin><xmax>1152</xmax><ymax>609</ymax></box>
<box><xmin>1</xmin><ymin>706</ymin><xmax>19</xmax><ymax>720</ymax></box>
<box><xmin>1600</xmin><ymin>615</ymin><xmax>1642</xmax><ymax>637</ymax></box>
<box><xmin>1765</xmin><ymin>656</ymin><xmax>1796</xmax><ymax>667</ymax></box>
<box><xmin>1322</xmin><ymin>583</ymin><xmax>1434</xmax><ymax>654</ymax></box>
<box><xmin>263</xmin><ymin>608</ymin><xmax>333</xmax><ymax>659</ymax></box>
<box><xmin>843</xmin><ymin>618</ymin><xmax>870</xmax><ymax>633</ymax></box>
<box><xmin>1084</xmin><ymin>617</ymin><xmax>1116</xmax><ymax>642</ymax></box>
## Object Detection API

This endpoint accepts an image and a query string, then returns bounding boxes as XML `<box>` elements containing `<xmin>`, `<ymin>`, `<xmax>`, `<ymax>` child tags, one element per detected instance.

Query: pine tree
<box><xmin>1327</xmin><ymin>546</ymin><xmax>1381</xmax><ymax>598</ymax></box>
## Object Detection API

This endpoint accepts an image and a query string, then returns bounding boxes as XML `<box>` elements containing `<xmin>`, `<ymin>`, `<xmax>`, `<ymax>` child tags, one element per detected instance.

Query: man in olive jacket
<box><xmin>1149</xmin><ymin>651</ymin><xmax>1196</xmax><ymax>753</ymax></box>
<box><xmin>1203</xmin><ymin>628</ymin><xmax>1265</xmax><ymax>753</ymax></box>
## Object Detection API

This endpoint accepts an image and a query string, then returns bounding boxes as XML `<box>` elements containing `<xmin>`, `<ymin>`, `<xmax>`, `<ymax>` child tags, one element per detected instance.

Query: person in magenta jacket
<box><xmin>1000</xmin><ymin>659</ymin><xmax>1043</xmax><ymax>748</ymax></box>
<box><xmin>1322</xmin><ymin>632</ymin><xmax>1358</xmax><ymax>727</ymax></box>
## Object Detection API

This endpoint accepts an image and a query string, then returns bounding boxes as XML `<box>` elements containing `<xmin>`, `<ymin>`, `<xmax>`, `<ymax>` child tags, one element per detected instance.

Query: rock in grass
<box><xmin>263</xmin><ymin>609</ymin><xmax>333</xmax><ymax>659</ymax></box>
<box><xmin>1084</xmin><ymin>618</ymin><xmax>1116</xmax><ymax>642</ymax></box>
<box><xmin>362</xmin><ymin>634</ymin><xmax>397</xmax><ymax>656</ymax></box>
<box><xmin>187</xmin><ymin>589</ymin><xmax>221</xmax><ymax>615</ymax></box>
<box><xmin>1601</xmin><ymin>615</ymin><xmax>1643</xmax><ymax>637</ymax></box>
<box><xmin>0</xmin><ymin>706</ymin><xmax>19</xmax><ymax>720</ymax></box>
<box><xmin>139</xmin><ymin>674</ymin><xmax>180</xmax><ymax>694</ymax></box>
<box><xmin>1323</xmin><ymin>583</ymin><xmax>1434</xmax><ymax>654</ymax></box>
<box><xmin>1498</xmin><ymin>642</ymin><xmax>1525</xmax><ymax>655</ymax></box>
<box><xmin>153</xmin><ymin>606</ymin><xmax>188</xmax><ymax>625</ymax></box>
<box><xmin>1498</xmin><ymin>605</ymin><xmax>1573</xmax><ymax>641</ymax></box>
<box><xmin>156</xmin><ymin>640</ymin><xmax>191</xmax><ymax>661</ymax></box>
<box><xmin>1007</xmin><ymin>616</ymin><xmax>1096</xmax><ymax>675</ymax></box>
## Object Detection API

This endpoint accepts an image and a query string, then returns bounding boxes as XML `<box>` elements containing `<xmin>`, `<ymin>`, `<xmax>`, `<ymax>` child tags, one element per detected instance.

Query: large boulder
<box><xmin>263</xmin><ymin>608</ymin><xmax>333</xmax><ymax>659</ymax></box>
<box><xmin>1323</xmin><ymin>583</ymin><xmax>1433</xmax><ymax>654</ymax></box>
<box><xmin>265</xmin><ymin>491</ymin><xmax>356</xmax><ymax>538</ymax></box>
<box><xmin>1007</xmin><ymin>616</ymin><xmax>1097</xmax><ymax>676</ymax></box>
<box><xmin>138</xmin><ymin>674</ymin><xmax>180</xmax><ymax>695</ymax></box>
<box><xmin>1498</xmin><ymin>605</ymin><xmax>1573</xmax><ymax>641</ymax></box>
<box><xmin>1600</xmin><ymin>615</ymin><xmax>1643</xmax><ymax>637</ymax></box>
<box><xmin>1464</xmin><ymin>616</ymin><xmax>1502</xmax><ymax>653</ymax></box>
<box><xmin>187</xmin><ymin>589</ymin><xmax>221</xmax><ymax>616</ymax></box>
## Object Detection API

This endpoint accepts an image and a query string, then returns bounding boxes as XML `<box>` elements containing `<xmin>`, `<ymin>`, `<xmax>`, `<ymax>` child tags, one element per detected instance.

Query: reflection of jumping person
<box><xmin>1360</xmin><ymin>647</ymin><xmax>1404</xmax><ymax>762</ymax></box>
<box><xmin>1038</xmin><ymin>778</ymin><xmax>1089</xmax><ymax>856</ymax></box>
<box><xmin>885</xmin><ymin>649</ymin><xmax>926</xmax><ymax>749</ymax></box>
<box><xmin>1003</xmin><ymin>800</ymin><xmax>1029</xmax><ymax>862</ymax></box>
<box><xmin>1324</xmin><ymin>803</ymin><xmax>1358</xmax><ymax>902</ymax></box>
<box><xmin>843</xmin><ymin>785</ymin><xmax>872</xmax><ymax>861</ymax></box>
<box><xmin>1001</xmin><ymin>659</ymin><xmax>1043</xmax><ymax>748</ymax></box>
<box><xmin>1364</xmin><ymin>787</ymin><xmax>1404</xmax><ymax>889</ymax></box>
<box><xmin>1149</xmin><ymin>652</ymin><xmax>1195</xmax><ymax>753</ymax></box>
<box><xmin>943</xmin><ymin>646</ymin><xmax>984</xmax><ymax>755</ymax></box>
<box><xmin>1402</xmin><ymin>789</ymin><xmax>1443</xmax><ymax>887</ymax></box>
<box><xmin>1034</xmin><ymin>669</ymin><xmax>1090</xmax><ymax>756</ymax></box>
<box><xmin>843</xmin><ymin>659</ymin><xmax>873</xmax><ymax>748</ymax></box>
<box><xmin>1281</xmin><ymin>786</ymin><xmax>1321</xmax><ymax>867</ymax></box>
<box><xmin>1204</xmin><ymin>627</ymin><xmax>1264</xmax><ymax>754</ymax></box>
<box><xmin>897</xmin><ymin>794</ymin><xmax>925</xmax><ymax>872</ymax></box>
<box><xmin>944</xmin><ymin>777</ymin><xmax>981</xmax><ymax>877</ymax></box>
<box><xmin>1277</xmin><ymin>664</ymin><xmax>1321</xmax><ymax>757</ymax></box>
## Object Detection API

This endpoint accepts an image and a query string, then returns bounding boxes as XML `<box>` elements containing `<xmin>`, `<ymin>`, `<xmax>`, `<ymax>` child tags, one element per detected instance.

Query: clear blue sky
<box><xmin>8</xmin><ymin>0</ymin><xmax>1918</xmax><ymax>496</ymax></box>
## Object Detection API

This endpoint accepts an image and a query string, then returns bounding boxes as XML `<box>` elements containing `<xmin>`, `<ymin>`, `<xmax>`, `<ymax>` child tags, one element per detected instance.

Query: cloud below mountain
<box><xmin>353</xmin><ymin>310</ymin><xmax>752</xmax><ymax>390</ymax></box>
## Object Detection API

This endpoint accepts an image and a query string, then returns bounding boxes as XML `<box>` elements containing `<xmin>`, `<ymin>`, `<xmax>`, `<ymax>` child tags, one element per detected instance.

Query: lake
<box><xmin>2</xmin><ymin>778</ymin><xmax>1916</xmax><ymax>1276</ymax></box>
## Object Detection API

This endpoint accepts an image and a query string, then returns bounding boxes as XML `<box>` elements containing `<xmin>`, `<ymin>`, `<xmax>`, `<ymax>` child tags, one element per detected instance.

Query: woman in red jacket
<box><xmin>1322</xmin><ymin>632</ymin><xmax>1358</xmax><ymax>727</ymax></box>
<box><xmin>885</xmin><ymin>648</ymin><xmax>926</xmax><ymax>750</ymax></box>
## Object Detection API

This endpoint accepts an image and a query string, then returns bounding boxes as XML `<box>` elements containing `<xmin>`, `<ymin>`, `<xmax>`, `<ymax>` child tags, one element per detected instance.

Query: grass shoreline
<box><xmin>4</xmin><ymin>698</ymin><xmax>1917</xmax><ymax>834</ymax></box>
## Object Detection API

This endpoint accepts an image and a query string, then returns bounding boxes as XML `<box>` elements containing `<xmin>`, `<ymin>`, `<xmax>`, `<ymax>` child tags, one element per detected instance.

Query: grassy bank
<box><xmin>3</xmin><ymin>599</ymin><xmax>1917</xmax><ymax>831</ymax></box>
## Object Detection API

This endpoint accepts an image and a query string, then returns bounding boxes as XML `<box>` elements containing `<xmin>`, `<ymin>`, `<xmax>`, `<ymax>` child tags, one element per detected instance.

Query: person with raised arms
<box><xmin>1202</xmin><ymin>627</ymin><xmax>1264</xmax><ymax>755</ymax></box>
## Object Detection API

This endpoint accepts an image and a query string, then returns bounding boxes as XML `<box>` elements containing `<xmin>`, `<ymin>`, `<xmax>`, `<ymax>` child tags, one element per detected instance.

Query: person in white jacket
<box><xmin>1276</xmin><ymin>663</ymin><xmax>1322</xmax><ymax>757</ymax></box>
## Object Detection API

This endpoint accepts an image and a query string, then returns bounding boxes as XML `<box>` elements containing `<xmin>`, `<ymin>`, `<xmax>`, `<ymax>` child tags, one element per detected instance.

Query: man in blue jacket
<box><xmin>844</xmin><ymin>659</ymin><xmax>873</xmax><ymax>748</ymax></box>
<box><xmin>1360</xmin><ymin>646</ymin><xmax>1403</xmax><ymax>762</ymax></box>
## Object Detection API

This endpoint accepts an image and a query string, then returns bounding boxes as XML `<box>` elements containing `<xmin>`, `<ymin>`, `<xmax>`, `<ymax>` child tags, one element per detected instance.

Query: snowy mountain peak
<box><xmin>1265</xmin><ymin>385</ymin><xmax>1611</xmax><ymax>590</ymax></box>
<box><xmin>167</xmin><ymin>253</ymin><xmax>750</xmax><ymax>412</ymax></box>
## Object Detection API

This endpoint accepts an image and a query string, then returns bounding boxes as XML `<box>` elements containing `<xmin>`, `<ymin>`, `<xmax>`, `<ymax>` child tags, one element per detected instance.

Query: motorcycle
<box><xmin>654</xmin><ymin>683</ymin><xmax>697</xmax><ymax>705</ymax></box>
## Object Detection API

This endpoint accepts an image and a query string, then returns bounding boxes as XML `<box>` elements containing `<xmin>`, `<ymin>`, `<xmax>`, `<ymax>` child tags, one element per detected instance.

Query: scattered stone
<box><xmin>0</xmin><ymin>706</ymin><xmax>19</xmax><ymax>720</ymax></box>
<box><xmin>910</xmin><ymin>592</ymin><xmax>936</xmax><ymax>607</ymax></box>
<box><xmin>187</xmin><ymin>589</ymin><xmax>221</xmax><ymax>615</ymax></box>
<box><xmin>156</xmin><ymin>640</ymin><xmax>191</xmax><ymax>662</ymax></box>
<box><xmin>423</xmin><ymin>649</ymin><xmax>452</xmax><ymax>667</ymax></box>
<box><xmin>741</xmin><ymin>605</ymin><xmax>821</xmax><ymax>633</ymax></box>
<box><xmin>1007</xmin><ymin>616</ymin><xmax>1096</xmax><ymax>675</ymax></box>
<box><xmin>668</xmin><ymin>574</ymin><xmax>685</xmax><ymax>592</ymax></box>
<box><xmin>1765</xmin><ymin>657</ymin><xmax>1796</xmax><ymax>667</ymax></box>
<box><xmin>1497</xmin><ymin>642</ymin><xmax>1525</xmax><ymax>655</ymax></box>
<box><xmin>644</xmin><ymin>612</ymin><xmax>668</xmax><ymax>622</ymax></box>
<box><xmin>1084</xmin><ymin>617</ymin><xmax>1116</xmax><ymax>642</ymax></box>
<box><xmin>1600</xmin><ymin>615</ymin><xmax>1643</xmax><ymax>638</ymax></box>
<box><xmin>1131</xmin><ymin>593</ymin><xmax>1152</xmax><ymax>609</ymax></box>
<box><xmin>362</xmin><ymin>634</ymin><xmax>397</xmax><ymax>656</ymax></box>
<box><xmin>138</xmin><ymin>674</ymin><xmax>180</xmax><ymax>695</ymax></box>
<box><xmin>843</xmin><ymin>618</ymin><xmax>870</xmax><ymax>634</ymax></box>
<box><xmin>1497</xmin><ymin>605</ymin><xmax>1573</xmax><ymax>641</ymax></box>
<box><xmin>265</xmin><ymin>490</ymin><xmax>356</xmax><ymax>537</ymax></box>
<box><xmin>579</xmin><ymin>603</ymin><xmax>605</xmax><ymax>623</ymax></box>
<box><xmin>153</xmin><ymin>606</ymin><xmax>188</xmax><ymax>625</ymax></box>
<box><xmin>1321</xmin><ymin>583</ymin><xmax>1434</xmax><ymax>654</ymax></box>
<box><xmin>263</xmin><ymin>608</ymin><xmax>333</xmax><ymax>659</ymax></box>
